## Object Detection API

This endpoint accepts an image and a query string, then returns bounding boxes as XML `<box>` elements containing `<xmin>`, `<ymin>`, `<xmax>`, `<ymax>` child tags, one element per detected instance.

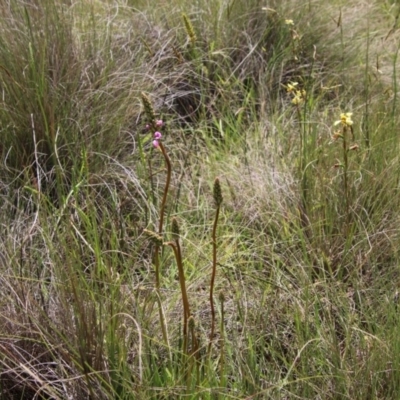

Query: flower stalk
<box><xmin>165</xmin><ymin>217</ymin><xmax>191</xmax><ymax>354</ymax></box>
<box><xmin>333</xmin><ymin>112</ymin><xmax>357</xmax><ymax>232</ymax></box>
<box><xmin>208</xmin><ymin>178</ymin><xmax>223</xmax><ymax>355</ymax></box>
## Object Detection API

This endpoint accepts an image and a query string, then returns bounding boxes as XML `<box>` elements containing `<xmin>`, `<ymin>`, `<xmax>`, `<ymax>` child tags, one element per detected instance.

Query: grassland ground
<box><xmin>1</xmin><ymin>0</ymin><xmax>400</xmax><ymax>398</ymax></box>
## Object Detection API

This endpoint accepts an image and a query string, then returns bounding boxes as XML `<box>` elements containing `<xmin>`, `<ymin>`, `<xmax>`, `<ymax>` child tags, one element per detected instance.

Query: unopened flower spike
<box><xmin>188</xmin><ymin>315</ymin><xmax>196</xmax><ymax>329</ymax></box>
<box><xmin>141</xmin><ymin>92</ymin><xmax>156</xmax><ymax>123</ymax></box>
<box><xmin>213</xmin><ymin>178</ymin><xmax>223</xmax><ymax>207</ymax></box>
<box><xmin>182</xmin><ymin>13</ymin><xmax>197</xmax><ymax>44</ymax></box>
<box><xmin>171</xmin><ymin>217</ymin><xmax>180</xmax><ymax>240</ymax></box>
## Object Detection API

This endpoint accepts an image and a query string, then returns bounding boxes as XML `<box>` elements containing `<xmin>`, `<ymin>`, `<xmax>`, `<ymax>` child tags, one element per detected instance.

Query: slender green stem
<box><xmin>296</xmin><ymin>105</ymin><xmax>303</xmax><ymax>167</ymax></box>
<box><xmin>296</xmin><ymin>103</ymin><xmax>307</xmax><ymax>205</ymax></box>
<box><xmin>392</xmin><ymin>42</ymin><xmax>400</xmax><ymax>124</ymax></box>
<box><xmin>342</xmin><ymin>126</ymin><xmax>350</xmax><ymax>230</ymax></box>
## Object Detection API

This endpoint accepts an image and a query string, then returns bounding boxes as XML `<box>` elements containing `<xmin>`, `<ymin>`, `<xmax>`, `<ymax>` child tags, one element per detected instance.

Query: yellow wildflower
<box><xmin>285</xmin><ymin>19</ymin><xmax>294</xmax><ymax>25</ymax></box>
<box><xmin>286</xmin><ymin>82</ymin><xmax>299</xmax><ymax>93</ymax></box>
<box><xmin>291</xmin><ymin>89</ymin><xmax>306</xmax><ymax>105</ymax></box>
<box><xmin>291</xmin><ymin>95</ymin><xmax>301</xmax><ymax>105</ymax></box>
<box><xmin>335</xmin><ymin>112</ymin><xmax>353</xmax><ymax>127</ymax></box>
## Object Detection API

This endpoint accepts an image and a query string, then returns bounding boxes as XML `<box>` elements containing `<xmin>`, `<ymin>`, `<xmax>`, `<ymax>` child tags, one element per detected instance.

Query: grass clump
<box><xmin>1</xmin><ymin>0</ymin><xmax>400</xmax><ymax>399</ymax></box>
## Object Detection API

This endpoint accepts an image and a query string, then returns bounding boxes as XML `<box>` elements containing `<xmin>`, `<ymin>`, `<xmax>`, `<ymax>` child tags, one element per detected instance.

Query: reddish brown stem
<box><xmin>208</xmin><ymin>205</ymin><xmax>220</xmax><ymax>353</ymax></box>
<box><xmin>151</xmin><ymin>142</ymin><xmax>172</xmax><ymax>350</ymax></box>
<box><xmin>158</xmin><ymin>142</ymin><xmax>171</xmax><ymax>235</ymax></box>
<box><xmin>166</xmin><ymin>240</ymin><xmax>191</xmax><ymax>353</ymax></box>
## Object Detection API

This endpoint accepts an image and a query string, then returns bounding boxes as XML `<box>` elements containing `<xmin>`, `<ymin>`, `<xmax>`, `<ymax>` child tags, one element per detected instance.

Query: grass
<box><xmin>1</xmin><ymin>0</ymin><xmax>400</xmax><ymax>398</ymax></box>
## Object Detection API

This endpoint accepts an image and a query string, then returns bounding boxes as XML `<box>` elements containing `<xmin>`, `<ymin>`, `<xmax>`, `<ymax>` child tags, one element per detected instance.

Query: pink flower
<box><xmin>153</xmin><ymin>139</ymin><xmax>160</xmax><ymax>148</ymax></box>
<box><xmin>155</xmin><ymin>119</ymin><xmax>164</xmax><ymax>128</ymax></box>
<box><xmin>154</xmin><ymin>131</ymin><xmax>162</xmax><ymax>140</ymax></box>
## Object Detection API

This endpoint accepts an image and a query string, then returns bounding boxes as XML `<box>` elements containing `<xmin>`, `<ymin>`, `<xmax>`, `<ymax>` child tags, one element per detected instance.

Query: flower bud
<box><xmin>171</xmin><ymin>217</ymin><xmax>180</xmax><ymax>240</ymax></box>
<box><xmin>188</xmin><ymin>315</ymin><xmax>195</xmax><ymax>330</ymax></box>
<box><xmin>213</xmin><ymin>178</ymin><xmax>223</xmax><ymax>207</ymax></box>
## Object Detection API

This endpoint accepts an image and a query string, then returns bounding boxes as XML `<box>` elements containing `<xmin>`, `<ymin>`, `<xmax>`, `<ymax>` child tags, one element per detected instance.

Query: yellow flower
<box><xmin>291</xmin><ymin>92</ymin><xmax>302</xmax><ymax>105</ymax></box>
<box><xmin>286</xmin><ymin>82</ymin><xmax>299</xmax><ymax>93</ymax></box>
<box><xmin>291</xmin><ymin>89</ymin><xmax>306</xmax><ymax>105</ymax></box>
<box><xmin>291</xmin><ymin>95</ymin><xmax>301</xmax><ymax>105</ymax></box>
<box><xmin>335</xmin><ymin>112</ymin><xmax>353</xmax><ymax>127</ymax></box>
<box><xmin>285</xmin><ymin>19</ymin><xmax>294</xmax><ymax>26</ymax></box>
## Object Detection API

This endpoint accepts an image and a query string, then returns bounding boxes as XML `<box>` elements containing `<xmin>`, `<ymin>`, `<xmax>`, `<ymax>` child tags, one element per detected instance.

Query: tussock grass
<box><xmin>1</xmin><ymin>0</ymin><xmax>400</xmax><ymax>398</ymax></box>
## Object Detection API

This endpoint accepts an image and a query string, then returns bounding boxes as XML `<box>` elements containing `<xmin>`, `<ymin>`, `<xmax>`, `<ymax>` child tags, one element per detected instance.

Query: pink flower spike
<box><xmin>152</xmin><ymin>139</ymin><xmax>160</xmax><ymax>148</ymax></box>
<box><xmin>155</xmin><ymin>119</ymin><xmax>164</xmax><ymax>128</ymax></box>
<box><xmin>154</xmin><ymin>131</ymin><xmax>162</xmax><ymax>140</ymax></box>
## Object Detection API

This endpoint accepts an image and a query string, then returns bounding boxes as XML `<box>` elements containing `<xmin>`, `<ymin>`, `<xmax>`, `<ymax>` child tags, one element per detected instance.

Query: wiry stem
<box><xmin>152</xmin><ymin>249</ymin><xmax>169</xmax><ymax>352</ymax></box>
<box><xmin>208</xmin><ymin>204</ymin><xmax>220</xmax><ymax>354</ymax></box>
<box><xmin>166</xmin><ymin>240</ymin><xmax>191</xmax><ymax>354</ymax></box>
<box><xmin>158</xmin><ymin>142</ymin><xmax>171</xmax><ymax>235</ymax></box>
<box><xmin>151</xmin><ymin>142</ymin><xmax>172</xmax><ymax>353</ymax></box>
<box><xmin>219</xmin><ymin>291</ymin><xmax>226</xmax><ymax>386</ymax></box>
<box><xmin>342</xmin><ymin>126</ymin><xmax>349</xmax><ymax>223</ymax></box>
<box><xmin>209</xmin><ymin>178</ymin><xmax>223</xmax><ymax>354</ymax></box>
